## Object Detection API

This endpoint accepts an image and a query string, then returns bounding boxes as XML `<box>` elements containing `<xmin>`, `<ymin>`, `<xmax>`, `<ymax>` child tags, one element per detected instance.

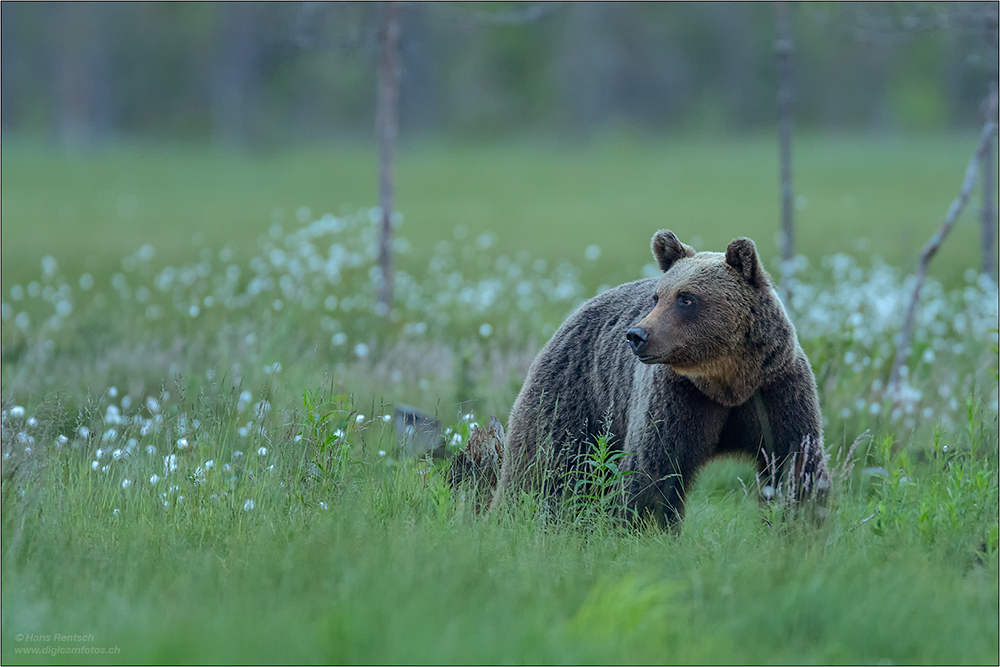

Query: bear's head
<box><xmin>625</xmin><ymin>230</ymin><xmax>794</xmax><ymax>406</ymax></box>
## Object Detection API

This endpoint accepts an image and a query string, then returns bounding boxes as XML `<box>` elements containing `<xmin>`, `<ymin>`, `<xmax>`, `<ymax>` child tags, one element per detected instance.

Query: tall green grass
<box><xmin>2</xmin><ymin>387</ymin><xmax>997</xmax><ymax>664</ymax></box>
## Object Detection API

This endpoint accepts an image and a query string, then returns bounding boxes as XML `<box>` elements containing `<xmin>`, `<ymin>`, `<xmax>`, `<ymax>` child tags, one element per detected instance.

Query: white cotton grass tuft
<box><xmin>0</xmin><ymin>205</ymin><xmax>994</xmax><ymax>520</ymax></box>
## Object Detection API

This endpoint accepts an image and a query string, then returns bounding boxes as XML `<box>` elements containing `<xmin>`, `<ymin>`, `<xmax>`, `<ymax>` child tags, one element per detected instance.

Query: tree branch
<box><xmin>427</xmin><ymin>2</ymin><xmax>560</xmax><ymax>27</ymax></box>
<box><xmin>887</xmin><ymin>90</ymin><xmax>998</xmax><ymax>398</ymax></box>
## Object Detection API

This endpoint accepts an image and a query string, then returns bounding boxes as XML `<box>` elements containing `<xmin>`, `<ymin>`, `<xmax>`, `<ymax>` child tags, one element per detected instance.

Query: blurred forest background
<box><xmin>2</xmin><ymin>1</ymin><xmax>997</xmax><ymax>147</ymax></box>
<box><xmin>2</xmin><ymin>1</ymin><xmax>998</xmax><ymax>292</ymax></box>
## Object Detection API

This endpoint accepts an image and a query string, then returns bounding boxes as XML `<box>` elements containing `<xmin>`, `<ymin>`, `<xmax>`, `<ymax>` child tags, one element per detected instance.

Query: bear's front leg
<box><xmin>748</xmin><ymin>349</ymin><xmax>830</xmax><ymax>505</ymax></box>
<box><xmin>620</xmin><ymin>366</ymin><xmax>729</xmax><ymax>527</ymax></box>
<box><xmin>619</xmin><ymin>458</ymin><xmax>686</xmax><ymax>528</ymax></box>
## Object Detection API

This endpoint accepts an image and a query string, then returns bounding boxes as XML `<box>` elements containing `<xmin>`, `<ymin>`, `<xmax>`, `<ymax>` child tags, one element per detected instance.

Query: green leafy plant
<box><xmin>868</xmin><ymin>405</ymin><xmax>998</xmax><ymax>560</ymax></box>
<box><xmin>568</xmin><ymin>418</ymin><xmax>638</xmax><ymax>527</ymax></box>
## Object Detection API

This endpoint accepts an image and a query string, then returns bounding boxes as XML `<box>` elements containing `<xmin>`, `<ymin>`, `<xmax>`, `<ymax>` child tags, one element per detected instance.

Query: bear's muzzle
<box><xmin>626</xmin><ymin>327</ymin><xmax>649</xmax><ymax>357</ymax></box>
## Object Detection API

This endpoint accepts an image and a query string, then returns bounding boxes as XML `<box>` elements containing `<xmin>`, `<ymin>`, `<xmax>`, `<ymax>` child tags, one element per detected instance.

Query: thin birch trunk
<box><xmin>775</xmin><ymin>1</ymin><xmax>795</xmax><ymax>306</ymax></box>
<box><xmin>982</xmin><ymin>82</ymin><xmax>998</xmax><ymax>279</ymax></box>
<box><xmin>376</xmin><ymin>1</ymin><xmax>400</xmax><ymax>316</ymax></box>
<box><xmin>888</xmin><ymin>92</ymin><xmax>998</xmax><ymax>398</ymax></box>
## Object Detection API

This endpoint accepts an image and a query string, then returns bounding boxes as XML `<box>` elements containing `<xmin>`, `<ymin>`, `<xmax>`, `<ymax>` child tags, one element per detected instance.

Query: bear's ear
<box><xmin>651</xmin><ymin>230</ymin><xmax>695</xmax><ymax>273</ymax></box>
<box><xmin>725</xmin><ymin>237</ymin><xmax>763</xmax><ymax>286</ymax></box>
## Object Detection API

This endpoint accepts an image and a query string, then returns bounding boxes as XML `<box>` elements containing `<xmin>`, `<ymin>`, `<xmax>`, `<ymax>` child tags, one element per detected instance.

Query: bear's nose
<box><xmin>626</xmin><ymin>327</ymin><xmax>649</xmax><ymax>355</ymax></box>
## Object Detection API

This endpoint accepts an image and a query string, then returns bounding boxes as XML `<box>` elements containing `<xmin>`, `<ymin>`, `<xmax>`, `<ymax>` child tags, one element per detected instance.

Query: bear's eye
<box><xmin>652</xmin><ymin>294</ymin><xmax>659</xmax><ymax>305</ymax></box>
<box><xmin>676</xmin><ymin>293</ymin><xmax>696</xmax><ymax>310</ymax></box>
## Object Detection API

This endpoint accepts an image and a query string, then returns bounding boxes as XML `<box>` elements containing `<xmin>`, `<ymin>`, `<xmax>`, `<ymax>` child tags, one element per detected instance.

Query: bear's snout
<box><xmin>626</xmin><ymin>327</ymin><xmax>649</xmax><ymax>356</ymax></box>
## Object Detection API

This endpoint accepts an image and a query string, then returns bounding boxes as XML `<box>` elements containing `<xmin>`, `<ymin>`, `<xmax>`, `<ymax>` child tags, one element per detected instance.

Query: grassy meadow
<box><xmin>1</xmin><ymin>134</ymin><xmax>998</xmax><ymax>664</ymax></box>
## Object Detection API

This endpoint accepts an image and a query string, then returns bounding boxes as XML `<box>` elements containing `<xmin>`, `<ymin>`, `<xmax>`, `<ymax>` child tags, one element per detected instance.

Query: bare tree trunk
<box><xmin>49</xmin><ymin>2</ymin><xmax>116</xmax><ymax>149</ymax></box>
<box><xmin>982</xmin><ymin>81</ymin><xmax>998</xmax><ymax>280</ymax></box>
<box><xmin>375</xmin><ymin>1</ymin><xmax>400</xmax><ymax>316</ymax></box>
<box><xmin>774</xmin><ymin>1</ymin><xmax>795</xmax><ymax>305</ymax></box>
<box><xmin>211</xmin><ymin>2</ymin><xmax>263</xmax><ymax>150</ymax></box>
<box><xmin>888</xmin><ymin>92</ymin><xmax>998</xmax><ymax>399</ymax></box>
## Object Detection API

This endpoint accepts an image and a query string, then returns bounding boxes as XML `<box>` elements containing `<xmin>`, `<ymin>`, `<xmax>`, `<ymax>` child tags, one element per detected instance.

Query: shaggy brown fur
<box><xmin>449</xmin><ymin>416</ymin><xmax>505</xmax><ymax>512</ymax></box>
<box><xmin>491</xmin><ymin>230</ymin><xmax>829</xmax><ymax>527</ymax></box>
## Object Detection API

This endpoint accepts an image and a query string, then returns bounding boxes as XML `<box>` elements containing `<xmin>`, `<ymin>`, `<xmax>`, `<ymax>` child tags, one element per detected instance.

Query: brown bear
<box><xmin>491</xmin><ymin>230</ymin><xmax>829</xmax><ymax>527</ymax></box>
